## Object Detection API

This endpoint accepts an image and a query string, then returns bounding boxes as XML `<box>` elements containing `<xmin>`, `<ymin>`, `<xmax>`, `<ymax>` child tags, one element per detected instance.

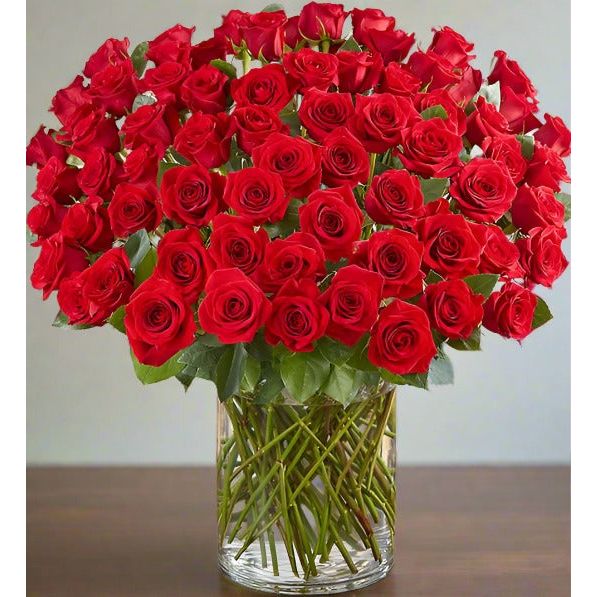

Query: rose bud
<box><xmin>146</xmin><ymin>24</ymin><xmax>195</xmax><ymax>66</ymax></box>
<box><xmin>256</xmin><ymin>232</ymin><xmax>326</xmax><ymax>292</ymax></box>
<box><xmin>180</xmin><ymin>64</ymin><xmax>229</xmax><ymax>114</ymax></box>
<box><xmin>33</xmin><ymin>156</ymin><xmax>81</xmax><ymax>205</ymax></box>
<box><xmin>89</xmin><ymin>59</ymin><xmax>138</xmax><ymax>117</ymax></box>
<box><xmin>417</xmin><ymin>213</ymin><xmax>487</xmax><ymax>279</ymax></box>
<box><xmin>122</xmin><ymin>143</ymin><xmax>160</xmax><ymax>186</ymax></box>
<box><xmin>351</xmin><ymin>229</ymin><xmax>424</xmax><ymax>299</ymax></box>
<box><xmin>159</xmin><ymin>164</ymin><xmax>224</xmax><ymax>228</ymax></box>
<box><xmin>380</xmin><ymin>62</ymin><xmax>421</xmax><ymax>97</ymax></box>
<box><xmin>516</xmin><ymin>226</ymin><xmax>568</xmax><ymax>288</ymax></box>
<box><xmin>298</xmin><ymin>2</ymin><xmax>347</xmax><ymax>41</ymax></box>
<box><xmin>524</xmin><ymin>143</ymin><xmax>570</xmax><ymax>192</ymax></box>
<box><xmin>232</xmin><ymin>105</ymin><xmax>288</xmax><ymax>154</ymax></box>
<box><xmin>449</xmin><ymin>157</ymin><xmax>517</xmax><ymax>223</ymax></box>
<box><xmin>125</xmin><ymin>276</ymin><xmax>197</xmax><ymax>366</ymax></box>
<box><xmin>199</xmin><ymin>268</ymin><xmax>271</xmax><ymax>344</ymax></box>
<box><xmin>108</xmin><ymin>183</ymin><xmax>162</xmax><ymax>238</ymax></box>
<box><xmin>511</xmin><ymin>185</ymin><xmax>565</xmax><ymax>234</ymax></box>
<box><xmin>466</xmin><ymin>96</ymin><xmax>511</xmax><ymax>147</ymax></box>
<box><xmin>407</xmin><ymin>51</ymin><xmax>461</xmax><ymax>90</ymax></box>
<box><xmin>252</xmin><ymin>132</ymin><xmax>322</xmax><ymax>198</ymax></box>
<box><xmin>26</xmin><ymin>126</ymin><xmax>67</xmax><ymax>168</ymax></box>
<box><xmin>83</xmin><ymin>37</ymin><xmax>130</xmax><ymax>78</ymax></box>
<box><xmin>142</xmin><ymin>61</ymin><xmax>190</xmax><ymax>107</ymax></box>
<box><xmin>66</xmin><ymin>107</ymin><xmax>121</xmax><ymax>160</ymax></box>
<box><xmin>155</xmin><ymin>227</ymin><xmax>213</xmax><ymax>303</ymax></box>
<box><xmin>243</xmin><ymin>10</ymin><xmax>286</xmax><ymax>61</ymax></box>
<box><xmin>482</xmin><ymin>282</ymin><xmax>537</xmax><ymax>340</ymax></box>
<box><xmin>77</xmin><ymin>147</ymin><xmax>120</xmax><ymax>198</ymax></box>
<box><xmin>488</xmin><ymin>50</ymin><xmax>537</xmax><ymax>103</ymax></box>
<box><xmin>336</xmin><ymin>51</ymin><xmax>383</xmax><ymax>94</ymax></box>
<box><xmin>190</xmin><ymin>37</ymin><xmax>227</xmax><ymax>69</ymax></box>
<box><xmin>50</xmin><ymin>76</ymin><xmax>90</xmax><ymax>129</ymax></box>
<box><xmin>365</xmin><ymin>169</ymin><xmax>424</xmax><ymax>229</ymax></box>
<box><xmin>447</xmin><ymin>66</ymin><xmax>483</xmax><ymax>104</ymax></box>
<box><xmin>265</xmin><ymin>279</ymin><xmax>329</xmax><ymax>352</ymax></box>
<box><xmin>121</xmin><ymin>104</ymin><xmax>173</xmax><ymax>154</ymax></box>
<box><xmin>368</xmin><ymin>300</ymin><xmax>437</xmax><ymax>375</ymax></box>
<box><xmin>416</xmin><ymin>88</ymin><xmax>466</xmax><ymax>136</ymax></box>
<box><xmin>284</xmin><ymin>15</ymin><xmax>301</xmax><ymax>48</ymax></box>
<box><xmin>420</xmin><ymin>279</ymin><xmax>484</xmax><ymax>340</ymax></box>
<box><xmin>57</xmin><ymin>274</ymin><xmax>91</xmax><ymax>326</ymax></box>
<box><xmin>299</xmin><ymin>186</ymin><xmax>363</xmax><ymax>261</ymax></box>
<box><xmin>481</xmin><ymin>135</ymin><xmax>527</xmax><ymax>184</ymax></box>
<box><xmin>61</xmin><ymin>195</ymin><xmax>113</xmax><ymax>253</ymax></box>
<box><xmin>298</xmin><ymin>89</ymin><xmax>355</xmax><ymax>143</ymax></box>
<box><xmin>214</xmin><ymin>10</ymin><xmax>249</xmax><ymax>50</ymax></box>
<box><xmin>231</xmin><ymin>64</ymin><xmax>296</xmax><ymax>112</ymax></box>
<box><xmin>321</xmin><ymin>127</ymin><xmax>369</xmax><ymax>188</ymax></box>
<box><xmin>479</xmin><ymin>225</ymin><xmax>524</xmax><ymax>279</ymax></box>
<box><xmin>27</xmin><ymin>194</ymin><xmax>67</xmax><ymax>240</ymax></box>
<box><xmin>208</xmin><ymin>214</ymin><xmax>269</xmax><ymax>278</ymax></box>
<box><xmin>498</xmin><ymin>86</ymin><xmax>541</xmax><ymax>134</ymax></box>
<box><xmin>534</xmin><ymin>114</ymin><xmax>571</xmax><ymax>157</ymax></box>
<box><xmin>321</xmin><ymin>265</ymin><xmax>383</xmax><ymax>346</ymax></box>
<box><xmin>428</xmin><ymin>26</ymin><xmax>475</xmax><ymax>69</ymax></box>
<box><xmin>223</xmin><ymin>166</ymin><xmax>289</xmax><ymax>225</ymax></box>
<box><xmin>283</xmin><ymin>48</ymin><xmax>339</xmax><ymax>92</ymax></box>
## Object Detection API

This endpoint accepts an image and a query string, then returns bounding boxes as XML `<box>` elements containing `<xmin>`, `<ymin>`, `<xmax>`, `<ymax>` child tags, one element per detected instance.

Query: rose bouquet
<box><xmin>26</xmin><ymin>1</ymin><xmax>570</xmax><ymax>594</ymax></box>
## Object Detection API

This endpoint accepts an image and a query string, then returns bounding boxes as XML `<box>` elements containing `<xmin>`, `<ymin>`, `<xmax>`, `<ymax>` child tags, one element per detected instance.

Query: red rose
<box><xmin>256</xmin><ymin>232</ymin><xmax>326</xmax><ymax>292</ymax></box>
<box><xmin>146</xmin><ymin>24</ymin><xmax>195</xmax><ymax>65</ymax></box>
<box><xmin>231</xmin><ymin>105</ymin><xmax>288</xmax><ymax>154</ymax></box>
<box><xmin>298</xmin><ymin>2</ymin><xmax>346</xmax><ymax>40</ymax></box>
<box><xmin>26</xmin><ymin>126</ymin><xmax>67</xmax><ymax>168</ymax></box>
<box><xmin>122</xmin><ymin>143</ymin><xmax>160</xmax><ymax>186</ymax></box>
<box><xmin>397</xmin><ymin>118</ymin><xmax>462</xmax><ymax>178</ymax></box>
<box><xmin>214</xmin><ymin>10</ymin><xmax>249</xmax><ymax>49</ymax></box>
<box><xmin>284</xmin><ymin>16</ymin><xmax>301</xmax><ymax>48</ymax></box>
<box><xmin>265</xmin><ymin>279</ymin><xmax>329</xmax><ymax>352</ymax></box>
<box><xmin>199</xmin><ymin>268</ymin><xmax>271</xmax><ymax>344</ymax></box>
<box><xmin>416</xmin><ymin>89</ymin><xmax>466</xmax><ymax>136</ymax></box>
<box><xmin>66</xmin><ymin>108</ymin><xmax>120</xmax><ymax>160</ymax></box>
<box><xmin>30</xmin><ymin>233</ymin><xmax>88</xmax><ymax>299</ymax></box>
<box><xmin>483</xmin><ymin>282</ymin><xmax>537</xmax><ymax>340</ymax></box>
<box><xmin>33</xmin><ymin>156</ymin><xmax>80</xmax><ymax>205</ymax></box>
<box><xmin>231</xmin><ymin>64</ymin><xmax>295</xmax><ymax>112</ymax></box>
<box><xmin>283</xmin><ymin>48</ymin><xmax>339</xmax><ymax>92</ymax></box>
<box><xmin>77</xmin><ymin>147</ymin><xmax>119</xmax><ymax>197</ymax></box>
<box><xmin>57</xmin><ymin>274</ymin><xmax>90</xmax><ymax>326</ymax></box>
<box><xmin>511</xmin><ymin>185</ymin><xmax>565</xmax><ymax>234</ymax></box>
<box><xmin>180</xmin><ymin>64</ymin><xmax>229</xmax><ymax>114</ymax></box>
<box><xmin>83</xmin><ymin>37</ymin><xmax>130</xmax><ymax>78</ymax></box>
<box><xmin>155</xmin><ymin>227</ymin><xmax>213</xmax><ymax>303</ymax></box>
<box><xmin>190</xmin><ymin>37</ymin><xmax>227</xmax><ymax>68</ymax></box>
<box><xmin>351</xmin><ymin>8</ymin><xmax>395</xmax><ymax>43</ymax></box>
<box><xmin>336</xmin><ymin>51</ymin><xmax>383</xmax><ymax>94</ymax></box>
<box><xmin>407</xmin><ymin>51</ymin><xmax>461</xmax><ymax>90</ymax></box>
<box><xmin>422</xmin><ymin>197</ymin><xmax>451</xmax><ymax>217</ymax></box>
<box><xmin>420</xmin><ymin>279</ymin><xmax>484</xmax><ymax>339</ymax></box>
<box><xmin>80</xmin><ymin>247</ymin><xmax>134</xmax><ymax>323</ymax></box>
<box><xmin>428</xmin><ymin>27</ymin><xmax>474</xmax><ymax>69</ymax></box>
<box><xmin>447</xmin><ymin>66</ymin><xmax>482</xmax><ymax>104</ymax></box>
<box><xmin>449</xmin><ymin>157</ymin><xmax>517</xmax><ymax>223</ymax></box>
<box><xmin>61</xmin><ymin>195</ymin><xmax>113</xmax><ymax>252</ymax></box>
<box><xmin>223</xmin><ymin>166</ymin><xmax>288</xmax><ymax>225</ymax></box>
<box><xmin>121</xmin><ymin>104</ymin><xmax>172</xmax><ymax>153</ymax></box>
<box><xmin>380</xmin><ymin>62</ymin><xmax>421</xmax><ymax>97</ymax></box>
<box><xmin>321</xmin><ymin>127</ymin><xmax>369</xmax><ymax>188</ymax></box>
<box><xmin>125</xmin><ymin>276</ymin><xmax>197</xmax><ymax>366</ymax></box>
<box><xmin>479</xmin><ymin>225</ymin><xmax>523</xmax><ymax>279</ymax></box>
<box><xmin>365</xmin><ymin>169</ymin><xmax>424</xmax><ymax>228</ymax></box>
<box><xmin>517</xmin><ymin>226</ymin><xmax>568</xmax><ymax>288</ymax></box>
<box><xmin>488</xmin><ymin>51</ymin><xmax>537</xmax><ymax>104</ymax></box>
<box><xmin>298</xmin><ymin>89</ymin><xmax>355</xmax><ymax>143</ymax></box>
<box><xmin>466</xmin><ymin>96</ymin><xmax>510</xmax><ymax>147</ymax></box>
<box><xmin>27</xmin><ymin>194</ymin><xmax>67</xmax><ymax>240</ymax></box>
<box><xmin>299</xmin><ymin>186</ymin><xmax>363</xmax><ymax>260</ymax></box>
<box><xmin>89</xmin><ymin>59</ymin><xmax>138</xmax><ymax>117</ymax></box>
<box><xmin>481</xmin><ymin>135</ymin><xmax>527</xmax><ymax>184</ymax></box>
<box><xmin>534</xmin><ymin>114</ymin><xmax>571</xmax><ymax>157</ymax></box>
<box><xmin>142</xmin><ymin>61</ymin><xmax>189</xmax><ymax>106</ymax></box>
<box><xmin>351</xmin><ymin>229</ymin><xmax>424</xmax><ymax>299</ymax></box>
<box><xmin>173</xmin><ymin>112</ymin><xmax>232</xmax><ymax>168</ymax></box>
<box><xmin>243</xmin><ymin>10</ymin><xmax>286</xmax><ymax>61</ymax></box>
<box><xmin>159</xmin><ymin>164</ymin><xmax>224</xmax><ymax>227</ymax></box>
<box><xmin>208</xmin><ymin>214</ymin><xmax>269</xmax><ymax>277</ymax></box>
<box><xmin>252</xmin><ymin>133</ymin><xmax>322</xmax><ymax>198</ymax></box>
<box><xmin>524</xmin><ymin>143</ymin><xmax>570</xmax><ymax>192</ymax></box>
<box><xmin>50</xmin><ymin>76</ymin><xmax>90</xmax><ymax>128</ymax></box>
<box><xmin>108</xmin><ymin>183</ymin><xmax>162</xmax><ymax>238</ymax></box>
<box><xmin>418</xmin><ymin>213</ymin><xmax>487</xmax><ymax>279</ymax></box>
<box><xmin>498</xmin><ymin>86</ymin><xmax>541</xmax><ymax>134</ymax></box>
<box><xmin>322</xmin><ymin>265</ymin><xmax>383</xmax><ymax>346</ymax></box>
<box><xmin>368</xmin><ymin>299</ymin><xmax>436</xmax><ymax>375</ymax></box>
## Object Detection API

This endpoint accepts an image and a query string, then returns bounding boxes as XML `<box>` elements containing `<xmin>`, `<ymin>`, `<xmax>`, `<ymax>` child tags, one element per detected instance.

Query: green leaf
<box><xmin>134</xmin><ymin>246</ymin><xmax>157</xmax><ymax>286</ymax></box>
<box><xmin>195</xmin><ymin>333</ymin><xmax>223</xmax><ymax>347</ymax></box>
<box><xmin>124</xmin><ymin>229</ymin><xmax>151</xmax><ymax>269</ymax></box>
<box><xmin>131</xmin><ymin>350</ymin><xmax>184</xmax><ymax>384</ymax></box>
<box><xmin>477</xmin><ymin>81</ymin><xmax>501</xmax><ymax>107</ymax></box>
<box><xmin>262</xmin><ymin>3</ymin><xmax>284</xmax><ymax>12</ymax></box>
<box><xmin>245</xmin><ymin>332</ymin><xmax>273</xmax><ymax>361</ymax></box>
<box><xmin>447</xmin><ymin>327</ymin><xmax>481</xmax><ymax>351</ymax></box>
<box><xmin>425</xmin><ymin>270</ymin><xmax>444</xmax><ymax>285</ymax></box>
<box><xmin>532</xmin><ymin>296</ymin><xmax>553</xmax><ymax>330</ymax></box>
<box><xmin>254</xmin><ymin>362</ymin><xmax>285</xmax><ymax>404</ymax></box>
<box><xmin>264</xmin><ymin>198</ymin><xmax>301</xmax><ymax>238</ymax></box>
<box><xmin>132</xmin><ymin>92</ymin><xmax>157</xmax><ymax>112</ymax></box>
<box><xmin>516</xmin><ymin>134</ymin><xmax>535</xmax><ymax>160</ymax></box>
<box><xmin>374</xmin><ymin>154</ymin><xmax>403</xmax><ymax>176</ymax></box>
<box><xmin>131</xmin><ymin>41</ymin><xmax>149</xmax><ymax>77</ymax></box>
<box><xmin>210</xmin><ymin>59</ymin><xmax>237</xmax><ymax>79</ymax></box>
<box><xmin>176</xmin><ymin>371</ymin><xmax>195</xmax><ymax>391</ymax></box>
<box><xmin>108</xmin><ymin>305</ymin><xmax>126</xmax><ymax>333</ymax></box>
<box><xmin>419</xmin><ymin>177</ymin><xmax>449</xmax><ymax>203</ymax></box>
<box><xmin>380</xmin><ymin>368</ymin><xmax>428</xmax><ymax>389</ymax></box>
<box><xmin>157</xmin><ymin>161</ymin><xmax>181</xmax><ymax>187</ymax></box>
<box><xmin>428</xmin><ymin>350</ymin><xmax>454</xmax><ymax>385</ymax></box>
<box><xmin>338</xmin><ymin>36</ymin><xmax>361</xmax><ymax>52</ymax></box>
<box><xmin>279</xmin><ymin>109</ymin><xmax>301</xmax><ymax>136</ymax></box>
<box><xmin>317</xmin><ymin>337</ymin><xmax>355</xmax><ymax>366</ymax></box>
<box><xmin>178</xmin><ymin>340</ymin><xmax>226</xmax><ymax>381</ymax></box>
<box><xmin>555</xmin><ymin>192</ymin><xmax>571</xmax><ymax>221</ymax></box>
<box><xmin>462</xmin><ymin>274</ymin><xmax>499</xmax><ymax>299</ymax></box>
<box><xmin>346</xmin><ymin>335</ymin><xmax>377</xmax><ymax>372</ymax></box>
<box><xmin>241</xmin><ymin>354</ymin><xmax>261</xmax><ymax>392</ymax></box>
<box><xmin>52</xmin><ymin>311</ymin><xmax>91</xmax><ymax>330</ymax></box>
<box><xmin>65</xmin><ymin>154</ymin><xmax>84</xmax><ymax>168</ymax></box>
<box><xmin>322</xmin><ymin>364</ymin><xmax>361</xmax><ymax>405</ymax></box>
<box><xmin>280</xmin><ymin>350</ymin><xmax>330</xmax><ymax>402</ymax></box>
<box><xmin>215</xmin><ymin>344</ymin><xmax>248</xmax><ymax>401</ymax></box>
<box><xmin>420</xmin><ymin>105</ymin><xmax>448</xmax><ymax>120</ymax></box>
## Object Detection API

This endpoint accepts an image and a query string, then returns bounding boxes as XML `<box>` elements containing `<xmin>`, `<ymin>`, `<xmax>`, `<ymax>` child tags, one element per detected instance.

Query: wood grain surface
<box><xmin>27</xmin><ymin>466</ymin><xmax>570</xmax><ymax>597</ymax></box>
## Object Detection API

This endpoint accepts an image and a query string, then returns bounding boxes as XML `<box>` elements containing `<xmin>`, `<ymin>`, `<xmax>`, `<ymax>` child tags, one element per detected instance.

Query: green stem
<box><xmin>367</xmin><ymin>153</ymin><xmax>378</xmax><ymax>188</ymax></box>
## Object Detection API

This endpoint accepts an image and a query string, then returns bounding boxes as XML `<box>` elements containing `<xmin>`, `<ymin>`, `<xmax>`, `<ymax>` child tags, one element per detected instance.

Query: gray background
<box><xmin>27</xmin><ymin>0</ymin><xmax>570</xmax><ymax>465</ymax></box>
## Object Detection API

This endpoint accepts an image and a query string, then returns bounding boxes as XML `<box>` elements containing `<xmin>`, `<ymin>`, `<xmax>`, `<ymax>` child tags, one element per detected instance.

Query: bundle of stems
<box><xmin>217</xmin><ymin>385</ymin><xmax>396</xmax><ymax>579</ymax></box>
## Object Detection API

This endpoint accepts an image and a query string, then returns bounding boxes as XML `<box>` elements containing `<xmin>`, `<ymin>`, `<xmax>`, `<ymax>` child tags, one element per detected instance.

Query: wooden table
<box><xmin>27</xmin><ymin>467</ymin><xmax>570</xmax><ymax>596</ymax></box>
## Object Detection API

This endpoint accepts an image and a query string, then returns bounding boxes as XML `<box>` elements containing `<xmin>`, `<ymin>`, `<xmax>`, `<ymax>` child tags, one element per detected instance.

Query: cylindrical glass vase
<box><xmin>217</xmin><ymin>382</ymin><xmax>396</xmax><ymax>595</ymax></box>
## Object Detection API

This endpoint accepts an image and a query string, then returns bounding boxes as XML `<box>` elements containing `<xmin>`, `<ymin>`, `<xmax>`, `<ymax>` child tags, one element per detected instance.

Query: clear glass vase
<box><xmin>217</xmin><ymin>381</ymin><xmax>396</xmax><ymax>595</ymax></box>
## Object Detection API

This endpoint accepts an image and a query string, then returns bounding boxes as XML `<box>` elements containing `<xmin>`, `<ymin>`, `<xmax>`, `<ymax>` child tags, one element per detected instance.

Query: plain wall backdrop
<box><xmin>26</xmin><ymin>0</ymin><xmax>570</xmax><ymax>465</ymax></box>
